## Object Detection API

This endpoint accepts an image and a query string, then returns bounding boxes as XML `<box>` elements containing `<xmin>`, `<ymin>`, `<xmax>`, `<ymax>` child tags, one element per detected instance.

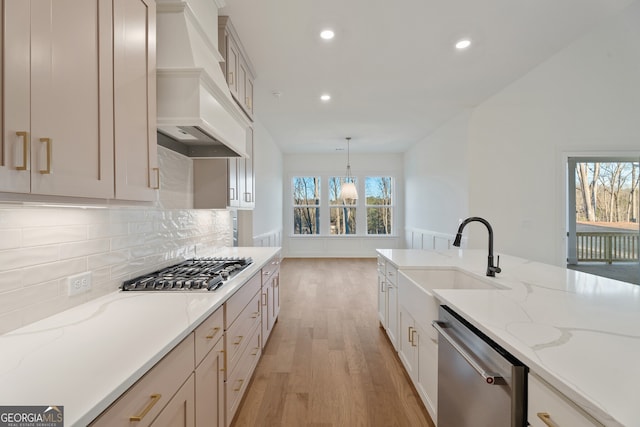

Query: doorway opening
<box><xmin>567</xmin><ymin>157</ymin><xmax>640</xmax><ymax>284</ymax></box>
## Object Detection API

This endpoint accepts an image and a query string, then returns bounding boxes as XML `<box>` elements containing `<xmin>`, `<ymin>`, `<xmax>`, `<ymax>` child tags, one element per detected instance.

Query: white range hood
<box><xmin>156</xmin><ymin>0</ymin><xmax>249</xmax><ymax>158</ymax></box>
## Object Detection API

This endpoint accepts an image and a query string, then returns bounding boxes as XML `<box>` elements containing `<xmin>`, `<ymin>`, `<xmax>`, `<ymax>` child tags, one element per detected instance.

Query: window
<box><xmin>293</xmin><ymin>176</ymin><xmax>320</xmax><ymax>234</ymax></box>
<box><xmin>366</xmin><ymin>176</ymin><xmax>393</xmax><ymax>235</ymax></box>
<box><xmin>329</xmin><ymin>177</ymin><xmax>356</xmax><ymax>234</ymax></box>
<box><xmin>290</xmin><ymin>174</ymin><xmax>394</xmax><ymax>236</ymax></box>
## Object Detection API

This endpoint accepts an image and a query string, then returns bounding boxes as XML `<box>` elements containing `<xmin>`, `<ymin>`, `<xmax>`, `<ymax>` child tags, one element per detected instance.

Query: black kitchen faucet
<box><xmin>453</xmin><ymin>216</ymin><xmax>502</xmax><ymax>277</ymax></box>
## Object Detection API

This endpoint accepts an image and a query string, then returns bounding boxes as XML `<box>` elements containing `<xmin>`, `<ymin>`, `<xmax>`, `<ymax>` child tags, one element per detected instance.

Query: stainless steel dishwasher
<box><xmin>433</xmin><ymin>306</ymin><xmax>527</xmax><ymax>427</ymax></box>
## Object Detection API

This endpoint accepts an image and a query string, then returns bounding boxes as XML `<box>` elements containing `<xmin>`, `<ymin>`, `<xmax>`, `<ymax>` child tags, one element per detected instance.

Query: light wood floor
<box><xmin>231</xmin><ymin>258</ymin><xmax>435</xmax><ymax>427</ymax></box>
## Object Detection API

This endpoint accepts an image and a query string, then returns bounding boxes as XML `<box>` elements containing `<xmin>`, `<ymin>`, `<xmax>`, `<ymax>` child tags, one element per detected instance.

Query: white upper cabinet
<box><xmin>113</xmin><ymin>0</ymin><xmax>159</xmax><ymax>201</ymax></box>
<box><xmin>1</xmin><ymin>0</ymin><xmax>157</xmax><ymax>201</ymax></box>
<box><xmin>2</xmin><ymin>0</ymin><xmax>115</xmax><ymax>198</ymax></box>
<box><xmin>218</xmin><ymin>16</ymin><xmax>255</xmax><ymax>121</ymax></box>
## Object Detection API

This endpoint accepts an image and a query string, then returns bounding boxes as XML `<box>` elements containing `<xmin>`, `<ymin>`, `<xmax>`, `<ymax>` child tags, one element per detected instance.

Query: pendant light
<box><xmin>339</xmin><ymin>137</ymin><xmax>358</xmax><ymax>201</ymax></box>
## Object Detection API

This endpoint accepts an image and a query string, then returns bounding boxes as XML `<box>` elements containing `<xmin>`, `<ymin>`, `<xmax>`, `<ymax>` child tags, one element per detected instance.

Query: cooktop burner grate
<box><xmin>121</xmin><ymin>257</ymin><xmax>253</xmax><ymax>292</ymax></box>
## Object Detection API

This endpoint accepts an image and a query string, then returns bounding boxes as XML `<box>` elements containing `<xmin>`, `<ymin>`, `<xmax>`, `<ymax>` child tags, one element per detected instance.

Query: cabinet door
<box><xmin>416</xmin><ymin>323</ymin><xmax>438</xmax><ymax>422</ymax></box>
<box><xmin>225</xmin><ymin>35</ymin><xmax>240</xmax><ymax>99</ymax></box>
<box><xmin>30</xmin><ymin>0</ymin><xmax>114</xmax><ymax>198</ymax></box>
<box><xmin>0</xmin><ymin>0</ymin><xmax>30</xmax><ymax>193</ymax></box>
<box><xmin>272</xmin><ymin>271</ymin><xmax>280</xmax><ymax>321</ymax></box>
<box><xmin>261</xmin><ymin>281</ymin><xmax>272</xmax><ymax>348</ymax></box>
<box><xmin>150</xmin><ymin>374</ymin><xmax>195</xmax><ymax>427</ymax></box>
<box><xmin>386</xmin><ymin>281</ymin><xmax>398</xmax><ymax>350</ymax></box>
<box><xmin>114</xmin><ymin>0</ymin><xmax>159</xmax><ymax>201</ymax></box>
<box><xmin>398</xmin><ymin>305</ymin><xmax>417</xmax><ymax>379</ymax></box>
<box><xmin>195</xmin><ymin>339</ymin><xmax>225</xmax><ymax>427</ymax></box>
<box><xmin>377</xmin><ymin>271</ymin><xmax>386</xmax><ymax>325</ymax></box>
<box><xmin>245</xmin><ymin>73</ymin><xmax>254</xmax><ymax>117</ymax></box>
<box><xmin>240</xmin><ymin>127</ymin><xmax>254</xmax><ymax>208</ymax></box>
<box><xmin>228</xmin><ymin>158</ymin><xmax>239</xmax><ymax>207</ymax></box>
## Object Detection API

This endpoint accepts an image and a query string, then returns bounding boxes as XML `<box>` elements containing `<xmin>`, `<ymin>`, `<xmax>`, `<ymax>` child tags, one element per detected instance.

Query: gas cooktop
<box><xmin>121</xmin><ymin>257</ymin><xmax>253</xmax><ymax>292</ymax></box>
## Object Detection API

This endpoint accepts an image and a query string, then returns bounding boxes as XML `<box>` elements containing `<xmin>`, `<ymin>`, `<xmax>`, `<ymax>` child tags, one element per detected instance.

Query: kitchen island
<box><xmin>377</xmin><ymin>248</ymin><xmax>640</xmax><ymax>427</ymax></box>
<box><xmin>0</xmin><ymin>246</ymin><xmax>280</xmax><ymax>427</ymax></box>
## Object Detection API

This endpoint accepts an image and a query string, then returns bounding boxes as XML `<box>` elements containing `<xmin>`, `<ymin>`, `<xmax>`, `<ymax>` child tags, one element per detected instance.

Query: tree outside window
<box><xmin>366</xmin><ymin>176</ymin><xmax>392</xmax><ymax>235</ymax></box>
<box><xmin>329</xmin><ymin>177</ymin><xmax>356</xmax><ymax>235</ymax></box>
<box><xmin>293</xmin><ymin>176</ymin><xmax>320</xmax><ymax>234</ymax></box>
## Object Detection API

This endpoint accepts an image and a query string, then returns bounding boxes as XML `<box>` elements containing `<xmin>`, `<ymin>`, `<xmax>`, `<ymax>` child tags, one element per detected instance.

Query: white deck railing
<box><xmin>577</xmin><ymin>232</ymin><xmax>639</xmax><ymax>263</ymax></box>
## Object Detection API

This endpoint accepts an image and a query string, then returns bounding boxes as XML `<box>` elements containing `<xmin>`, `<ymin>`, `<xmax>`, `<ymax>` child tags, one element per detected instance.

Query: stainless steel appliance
<box><xmin>433</xmin><ymin>306</ymin><xmax>527</xmax><ymax>427</ymax></box>
<box><xmin>121</xmin><ymin>257</ymin><xmax>253</xmax><ymax>291</ymax></box>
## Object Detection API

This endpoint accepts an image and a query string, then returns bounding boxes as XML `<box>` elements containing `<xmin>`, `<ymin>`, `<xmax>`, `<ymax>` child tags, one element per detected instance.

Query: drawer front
<box><xmin>386</xmin><ymin>262</ymin><xmax>398</xmax><ymax>285</ymax></box>
<box><xmin>226</xmin><ymin>321</ymin><xmax>262</xmax><ymax>422</ymax></box>
<box><xmin>226</xmin><ymin>271</ymin><xmax>261</xmax><ymax>328</ymax></box>
<box><xmin>528</xmin><ymin>373</ymin><xmax>603</xmax><ymax>427</ymax></box>
<box><xmin>90</xmin><ymin>334</ymin><xmax>195</xmax><ymax>427</ymax></box>
<box><xmin>194</xmin><ymin>307</ymin><xmax>224</xmax><ymax>366</ymax></box>
<box><xmin>261</xmin><ymin>254</ymin><xmax>281</xmax><ymax>280</ymax></box>
<box><xmin>226</xmin><ymin>290</ymin><xmax>261</xmax><ymax>371</ymax></box>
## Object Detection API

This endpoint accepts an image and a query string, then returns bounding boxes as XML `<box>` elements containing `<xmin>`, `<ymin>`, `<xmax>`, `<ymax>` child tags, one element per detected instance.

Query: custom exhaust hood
<box><xmin>156</xmin><ymin>0</ymin><xmax>249</xmax><ymax>158</ymax></box>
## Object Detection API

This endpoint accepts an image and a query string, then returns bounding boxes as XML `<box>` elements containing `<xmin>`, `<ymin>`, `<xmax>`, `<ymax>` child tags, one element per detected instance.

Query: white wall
<box><xmin>467</xmin><ymin>2</ymin><xmax>640</xmax><ymax>265</ymax></box>
<box><xmin>283</xmin><ymin>152</ymin><xmax>404</xmax><ymax>257</ymax></box>
<box><xmin>404</xmin><ymin>111</ymin><xmax>472</xmax><ymax>249</ymax></box>
<box><xmin>251</xmin><ymin>121</ymin><xmax>284</xmax><ymax>246</ymax></box>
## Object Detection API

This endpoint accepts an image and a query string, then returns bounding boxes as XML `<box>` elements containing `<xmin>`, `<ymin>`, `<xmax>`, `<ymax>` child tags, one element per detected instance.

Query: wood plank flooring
<box><xmin>231</xmin><ymin>258</ymin><xmax>435</xmax><ymax>427</ymax></box>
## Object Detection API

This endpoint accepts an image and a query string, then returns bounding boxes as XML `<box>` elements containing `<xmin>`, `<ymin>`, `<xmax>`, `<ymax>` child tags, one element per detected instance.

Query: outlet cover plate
<box><xmin>68</xmin><ymin>272</ymin><xmax>92</xmax><ymax>296</ymax></box>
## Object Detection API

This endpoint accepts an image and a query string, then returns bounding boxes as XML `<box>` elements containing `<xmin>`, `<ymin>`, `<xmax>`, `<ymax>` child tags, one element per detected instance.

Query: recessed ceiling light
<box><xmin>320</xmin><ymin>94</ymin><xmax>331</xmax><ymax>101</ymax></box>
<box><xmin>455</xmin><ymin>39</ymin><xmax>471</xmax><ymax>50</ymax></box>
<box><xmin>320</xmin><ymin>29</ymin><xmax>335</xmax><ymax>40</ymax></box>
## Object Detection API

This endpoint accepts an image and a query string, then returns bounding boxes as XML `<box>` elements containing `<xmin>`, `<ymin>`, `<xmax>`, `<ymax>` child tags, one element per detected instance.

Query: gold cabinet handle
<box><xmin>250</xmin><ymin>347</ymin><xmax>259</xmax><ymax>356</ymax></box>
<box><xmin>537</xmin><ymin>413</ymin><xmax>560</xmax><ymax>427</ymax></box>
<box><xmin>408</xmin><ymin>326</ymin><xmax>413</xmax><ymax>343</ymax></box>
<box><xmin>39</xmin><ymin>137</ymin><xmax>52</xmax><ymax>174</ymax></box>
<box><xmin>233</xmin><ymin>335</ymin><xmax>244</xmax><ymax>346</ymax></box>
<box><xmin>411</xmin><ymin>329</ymin><xmax>418</xmax><ymax>347</ymax></box>
<box><xmin>252</xmin><ymin>311</ymin><xmax>260</xmax><ymax>319</ymax></box>
<box><xmin>233</xmin><ymin>379</ymin><xmax>244</xmax><ymax>392</ymax></box>
<box><xmin>228</xmin><ymin>71</ymin><xmax>234</xmax><ymax>85</ymax></box>
<box><xmin>130</xmin><ymin>393</ymin><xmax>162</xmax><ymax>422</ymax></box>
<box><xmin>15</xmin><ymin>131</ymin><xmax>29</xmax><ymax>170</ymax></box>
<box><xmin>152</xmin><ymin>167</ymin><xmax>160</xmax><ymax>189</ymax></box>
<box><xmin>205</xmin><ymin>327</ymin><xmax>220</xmax><ymax>340</ymax></box>
<box><xmin>262</xmin><ymin>293</ymin><xmax>268</xmax><ymax>306</ymax></box>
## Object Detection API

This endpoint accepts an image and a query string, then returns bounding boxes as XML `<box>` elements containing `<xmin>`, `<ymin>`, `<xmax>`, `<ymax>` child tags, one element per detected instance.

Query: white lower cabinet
<box><xmin>90</xmin><ymin>335</ymin><xmax>196</xmax><ymax>427</ymax></box>
<box><xmin>150</xmin><ymin>374</ymin><xmax>195</xmax><ymax>427</ymax></box>
<box><xmin>224</xmin><ymin>272</ymin><xmax>263</xmax><ymax>426</ymax></box>
<box><xmin>528</xmin><ymin>373</ymin><xmax>603</xmax><ymax>427</ymax></box>
<box><xmin>398</xmin><ymin>304</ymin><xmax>438</xmax><ymax>422</ymax></box>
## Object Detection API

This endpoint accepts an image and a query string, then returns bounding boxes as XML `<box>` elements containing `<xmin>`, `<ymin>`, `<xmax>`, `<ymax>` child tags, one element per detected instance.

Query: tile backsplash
<box><xmin>0</xmin><ymin>147</ymin><xmax>231</xmax><ymax>334</ymax></box>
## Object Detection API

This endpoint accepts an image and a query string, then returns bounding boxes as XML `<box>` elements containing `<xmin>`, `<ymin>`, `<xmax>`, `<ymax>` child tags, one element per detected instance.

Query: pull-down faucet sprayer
<box><xmin>453</xmin><ymin>217</ymin><xmax>502</xmax><ymax>277</ymax></box>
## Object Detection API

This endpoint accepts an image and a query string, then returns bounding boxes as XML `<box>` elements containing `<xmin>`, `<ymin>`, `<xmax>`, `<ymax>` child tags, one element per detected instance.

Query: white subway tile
<box><xmin>22</xmin><ymin>225</ymin><xmax>87</xmax><ymax>246</ymax></box>
<box><xmin>0</xmin><ymin>269</ymin><xmax>24</xmax><ymax>293</ymax></box>
<box><xmin>0</xmin><ymin>246</ymin><xmax>60</xmax><ymax>271</ymax></box>
<box><xmin>0</xmin><ymin>229</ymin><xmax>21</xmax><ymax>250</ymax></box>
<box><xmin>88</xmin><ymin>249</ymin><xmax>129</xmax><ymax>270</ymax></box>
<box><xmin>0</xmin><ymin>281</ymin><xmax>59</xmax><ymax>314</ymax></box>
<box><xmin>21</xmin><ymin>258</ymin><xmax>86</xmax><ymax>287</ymax></box>
<box><xmin>59</xmin><ymin>239</ymin><xmax>110</xmax><ymax>259</ymax></box>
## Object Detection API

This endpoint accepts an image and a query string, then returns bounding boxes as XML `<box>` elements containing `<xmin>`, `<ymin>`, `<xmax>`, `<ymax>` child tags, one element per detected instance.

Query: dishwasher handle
<box><xmin>432</xmin><ymin>320</ymin><xmax>503</xmax><ymax>385</ymax></box>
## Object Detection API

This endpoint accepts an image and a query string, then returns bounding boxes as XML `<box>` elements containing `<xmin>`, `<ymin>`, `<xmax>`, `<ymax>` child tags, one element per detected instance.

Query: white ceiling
<box><xmin>220</xmin><ymin>0</ymin><xmax>636</xmax><ymax>154</ymax></box>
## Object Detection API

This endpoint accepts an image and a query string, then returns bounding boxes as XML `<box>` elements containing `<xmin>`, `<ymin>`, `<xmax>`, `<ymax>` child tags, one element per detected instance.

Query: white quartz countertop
<box><xmin>0</xmin><ymin>246</ymin><xmax>280</xmax><ymax>427</ymax></box>
<box><xmin>377</xmin><ymin>248</ymin><xmax>640</xmax><ymax>427</ymax></box>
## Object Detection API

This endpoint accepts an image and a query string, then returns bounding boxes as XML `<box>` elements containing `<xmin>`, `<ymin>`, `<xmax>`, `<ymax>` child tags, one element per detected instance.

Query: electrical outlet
<box><xmin>68</xmin><ymin>272</ymin><xmax>92</xmax><ymax>296</ymax></box>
